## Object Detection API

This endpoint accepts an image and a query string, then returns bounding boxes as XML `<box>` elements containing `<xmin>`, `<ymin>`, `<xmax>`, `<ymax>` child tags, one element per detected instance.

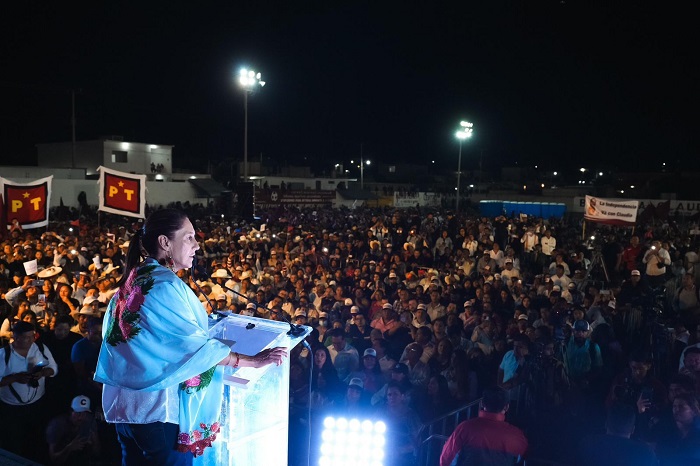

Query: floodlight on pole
<box><xmin>238</xmin><ymin>68</ymin><xmax>265</xmax><ymax>180</ymax></box>
<box><xmin>455</xmin><ymin>120</ymin><xmax>473</xmax><ymax>213</ymax></box>
<box><xmin>359</xmin><ymin>144</ymin><xmax>371</xmax><ymax>190</ymax></box>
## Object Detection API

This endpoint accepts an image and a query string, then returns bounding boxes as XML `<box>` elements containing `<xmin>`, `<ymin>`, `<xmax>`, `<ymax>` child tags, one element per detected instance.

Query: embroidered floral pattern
<box><xmin>180</xmin><ymin>366</ymin><xmax>216</xmax><ymax>394</ymax></box>
<box><xmin>177</xmin><ymin>422</ymin><xmax>221</xmax><ymax>457</ymax></box>
<box><xmin>106</xmin><ymin>264</ymin><xmax>156</xmax><ymax>346</ymax></box>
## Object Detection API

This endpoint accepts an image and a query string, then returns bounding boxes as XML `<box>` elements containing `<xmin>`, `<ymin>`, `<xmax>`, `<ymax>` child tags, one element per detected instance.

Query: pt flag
<box><xmin>584</xmin><ymin>195</ymin><xmax>638</xmax><ymax>226</ymax></box>
<box><xmin>97</xmin><ymin>166</ymin><xmax>147</xmax><ymax>219</ymax></box>
<box><xmin>0</xmin><ymin>176</ymin><xmax>52</xmax><ymax>229</ymax></box>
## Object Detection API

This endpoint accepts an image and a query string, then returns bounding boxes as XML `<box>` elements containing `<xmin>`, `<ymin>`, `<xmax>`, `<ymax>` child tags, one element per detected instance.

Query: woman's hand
<box><xmin>250</xmin><ymin>347</ymin><xmax>288</xmax><ymax>368</ymax></box>
<box><xmin>229</xmin><ymin>347</ymin><xmax>288</xmax><ymax>369</ymax></box>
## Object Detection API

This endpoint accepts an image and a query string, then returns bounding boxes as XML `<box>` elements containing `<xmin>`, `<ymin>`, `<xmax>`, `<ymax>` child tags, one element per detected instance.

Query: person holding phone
<box><xmin>642</xmin><ymin>240</ymin><xmax>671</xmax><ymax>288</ymax></box>
<box><xmin>606</xmin><ymin>350</ymin><xmax>667</xmax><ymax>439</ymax></box>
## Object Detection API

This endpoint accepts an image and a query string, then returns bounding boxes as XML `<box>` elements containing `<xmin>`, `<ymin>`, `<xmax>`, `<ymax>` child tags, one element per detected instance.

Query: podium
<box><xmin>200</xmin><ymin>315</ymin><xmax>311</xmax><ymax>466</ymax></box>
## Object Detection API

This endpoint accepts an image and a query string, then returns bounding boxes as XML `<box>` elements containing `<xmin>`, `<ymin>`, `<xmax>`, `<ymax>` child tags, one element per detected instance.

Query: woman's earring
<box><xmin>166</xmin><ymin>252</ymin><xmax>175</xmax><ymax>271</ymax></box>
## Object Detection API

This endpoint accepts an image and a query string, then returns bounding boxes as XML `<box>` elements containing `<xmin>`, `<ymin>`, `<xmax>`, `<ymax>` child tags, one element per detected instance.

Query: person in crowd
<box><xmin>43</xmin><ymin>314</ymin><xmax>82</xmax><ymax>415</ymax></box>
<box><xmin>577</xmin><ymin>402</ymin><xmax>657</xmax><ymax>466</ymax></box>
<box><xmin>45</xmin><ymin>395</ymin><xmax>102</xmax><ymax>465</ymax></box>
<box><xmin>376</xmin><ymin>380</ymin><xmax>422</xmax><ymax>466</ymax></box>
<box><xmin>344</xmin><ymin>347</ymin><xmax>383</xmax><ymax>395</ymax></box>
<box><xmin>93</xmin><ymin>208</ymin><xmax>286</xmax><ymax>465</ymax></box>
<box><xmin>643</xmin><ymin>240</ymin><xmax>672</xmax><ymax>289</ymax></box>
<box><xmin>326</xmin><ymin>328</ymin><xmax>359</xmax><ymax>382</ymax></box>
<box><xmin>0</xmin><ymin>320</ymin><xmax>58</xmax><ymax>461</ymax></box>
<box><xmin>71</xmin><ymin>316</ymin><xmax>104</xmax><ymax>408</ymax></box>
<box><xmin>654</xmin><ymin>393</ymin><xmax>700</xmax><ymax>464</ymax></box>
<box><xmin>440</xmin><ymin>386</ymin><xmax>528</xmax><ymax>466</ymax></box>
<box><xmin>498</xmin><ymin>334</ymin><xmax>530</xmax><ymax>389</ymax></box>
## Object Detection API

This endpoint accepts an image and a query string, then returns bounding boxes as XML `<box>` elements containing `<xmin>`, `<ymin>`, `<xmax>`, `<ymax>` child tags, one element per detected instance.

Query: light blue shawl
<box><xmin>95</xmin><ymin>258</ymin><xmax>231</xmax><ymax>456</ymax></box>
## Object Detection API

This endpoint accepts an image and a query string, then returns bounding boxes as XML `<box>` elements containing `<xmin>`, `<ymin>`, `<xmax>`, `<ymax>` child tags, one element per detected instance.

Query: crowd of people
<box><xmin>1</xmin><ymin>201</ymin><xmax>700</xmax><ymax>465</ymax></box>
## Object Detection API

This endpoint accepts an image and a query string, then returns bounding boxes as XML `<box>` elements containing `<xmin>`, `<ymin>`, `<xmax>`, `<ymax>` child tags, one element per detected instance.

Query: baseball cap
<box><xmin>505</xmin><ymin>258</ymin><xmax>513</xmax><ymax>264</ymax></box>
<box><xmin>71</xmin><ymin>395</ymin><xmax>92</xmax><ymax>413</ymax></box>
<box><xmin>389</xmin><ymin>272</ymin><xmax>397</xmax><ymax>278</ymax></box>
<box><xmin>216</xmin><ymin>294</ymin><xmax>227</xmax><ymax>301</ymax></box>
<box><xmin>348</xmin><ymin>378</ymin><xmax>364</xmax><ymax>390</ymax></box>
<box><xmin>382</xmin><ymin>303</ymin><xmax>393</xmax><ymax>310</ymax></box>
<box><xmin>294</xmin><ymin>309</ymin><xmax>307</xmax><ymax>317</ymax></box>
<box><xmin>417</xmin><ymin>303</ymin><xmax>427</xmax><ymax>311</ymax></box>
<box><xmin>350</xmin><ymin>306</ymin><xmax>359</xmax><ymax>314</ymax></box>
<box><xmin>552</xmin><ymin>285</ymin><xmax>561</xmax><ymax>292</ymax></box>
<box><xmin>568</xmin><ymin>282</ymin><xmax>576</xmax><ymax>289</ymax></box>
<box><xmin>319</xmin><ymin>311</ymin><xmax>329</xmax><ymax>318</ymax></box>
<box><xmin>517</xmin><ymin>314</ymin><xmax>529</xmax><ymax>321</ymax></box>
<box><xmin>363</xmin><ymin>348</ymin><xmax>377</xmax><ymax>358</ymax></box>
<box><xmin>631</xmin><ymin>270</ymin><xmax>641</xmax><ymax>276</ymax></box>
<box><xmin>246</xmin><ymin>302</ymin><xmax>257</xmax><ymax>310</ymax></box>
<box><xmin>572</xmin><ymin>320</ymin><xmax>590</xmax><ymax>332</ymax></box>
<box><xmin>344</xmin><ymin>298</ymin><xmax>353</xmax><ymax>306</ymax></box>
<box><xmin>392</xmin><ymin>363</ymin><xmax>409</xmax><ymax>375</ymax></box>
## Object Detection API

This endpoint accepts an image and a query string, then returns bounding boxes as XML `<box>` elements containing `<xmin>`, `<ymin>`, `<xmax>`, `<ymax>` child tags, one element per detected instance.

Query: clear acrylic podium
<box><xmin>199</xmin><ymin>314</ymin><xmax>311</xmax><ymax>466</ymax></box>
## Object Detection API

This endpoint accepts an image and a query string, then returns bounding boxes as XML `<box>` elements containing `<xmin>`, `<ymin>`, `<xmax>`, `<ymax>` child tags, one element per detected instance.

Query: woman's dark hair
<box><xmin>55</xmin><ymin>315</ymin><xmax>74</xmax><ymax>327</ymax></box>
<box><xmin>118</xmin><ymin>208</ymin><xmax>189</xmax><ymax>287</ymax></box>
<box><xmin>18</xmin><ymin>309</ymin><xmax>38</xmax><ymax>324</ymax></box>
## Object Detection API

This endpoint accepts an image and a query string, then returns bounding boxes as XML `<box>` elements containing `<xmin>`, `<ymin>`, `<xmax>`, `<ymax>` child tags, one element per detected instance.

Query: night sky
<box><xmin>1</xmin><ymin>1</ymin><xmax>695</xmax><ymax>177</ymax></box>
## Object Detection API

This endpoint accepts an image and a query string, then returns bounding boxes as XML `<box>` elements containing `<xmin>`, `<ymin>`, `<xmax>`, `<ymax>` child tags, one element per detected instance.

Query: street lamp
<box><xmin>238</xmin><ymin>68</ymin><xmax>265</xmax><ymax>180</ymax></box>
<box><xmin>361</xmin><ymin>159</ymin><xmax>371</xmax><ymax>189</ymax></box>
<box><xmin>359</xmin><ymin>144</ymin><xmax>371</xmax><ymax>190</ymax></box>
<box><xmin>455</xmin><ymin>121</ymin><xmax>473</xmax><ymax>213</ymax></box>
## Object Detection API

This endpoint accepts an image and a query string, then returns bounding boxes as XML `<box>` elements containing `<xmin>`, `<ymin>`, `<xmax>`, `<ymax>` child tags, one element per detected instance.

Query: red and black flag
<box><xmin>97</xmin><ymin>166</ymin><xmax>147</xmax><ymax>219</ymax></box>
<box><xmin>0</xmin><ymin>176</ymin><xmax>52</xmax><ymax>229</ymax></box>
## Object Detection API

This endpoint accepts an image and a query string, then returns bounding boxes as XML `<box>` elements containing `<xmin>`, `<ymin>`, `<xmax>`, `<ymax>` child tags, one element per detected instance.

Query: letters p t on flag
<box><xmin>0</xmin><ymin>176</ymin><xmax>52</xmax><ymax>229</ymax></box>
<box><xmin>97</xmin><ymin>166</ymin><xmax>147</xmax><ymax>219</ymax></box>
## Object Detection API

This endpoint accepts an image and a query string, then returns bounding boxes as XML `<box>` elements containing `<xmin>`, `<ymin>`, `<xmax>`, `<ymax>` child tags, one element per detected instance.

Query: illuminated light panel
<box><xmin>319</xmin><ymin>417</ymin><xmax>386</xmax><ymax>466</ymax></box>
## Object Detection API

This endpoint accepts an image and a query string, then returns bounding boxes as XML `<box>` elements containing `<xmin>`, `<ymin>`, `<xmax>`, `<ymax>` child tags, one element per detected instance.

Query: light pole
<box><xmin>360</xmin><ymin>144</ymin><xmax>371</xmax><ymax>190</ymax></box>
<box><xmin>455</xmin><ymin>121</ymin><xmax>473</xmax><ymax>213</ymax></box>
<box><xmin>238</xmin><ymin>68</ymin><xmax>265</xmax><ymax>180</ymax></box>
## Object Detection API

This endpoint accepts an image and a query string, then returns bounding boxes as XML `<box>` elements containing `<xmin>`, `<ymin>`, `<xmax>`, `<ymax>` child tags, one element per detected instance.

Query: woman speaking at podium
<box><xmin>95</xmin><ymin>209</ymin><xmax>286</xmax><ymax>466</ymax></box>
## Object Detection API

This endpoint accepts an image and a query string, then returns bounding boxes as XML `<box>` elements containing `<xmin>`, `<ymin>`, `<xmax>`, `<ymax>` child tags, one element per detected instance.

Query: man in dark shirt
<box><xmin>577</xmin><ymin>402</ymin><xmax>657</xmax><ymax>466</ymax></box>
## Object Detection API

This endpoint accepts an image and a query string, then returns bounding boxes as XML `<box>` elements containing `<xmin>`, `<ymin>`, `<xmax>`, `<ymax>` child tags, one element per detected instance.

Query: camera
<box><xmin>27</xmin><ymin>360</ymin><xmax>47</xmax><ymax>388</ymax></box>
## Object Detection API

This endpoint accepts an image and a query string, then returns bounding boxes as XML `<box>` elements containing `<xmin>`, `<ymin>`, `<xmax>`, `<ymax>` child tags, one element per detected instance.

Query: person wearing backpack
<box><xmin>0</xmin><ymin>320</ymin><xmax>58</xmax><ymax>460</ymax></box>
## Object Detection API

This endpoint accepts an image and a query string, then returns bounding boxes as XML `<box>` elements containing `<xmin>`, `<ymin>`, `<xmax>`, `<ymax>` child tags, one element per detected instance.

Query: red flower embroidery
<box><xmin>192</xmin><ymin>430</ymin><xmax>202</xmax><ymax>441</ymax></box>
<box><xmin>211</xmin><ymin>422</ymin><xmax>220</xmax><ymax>433</ymax></box>
<box><xmin>184</xmin><ymin>375</ymin><xmax>201</xmax><ymax>388</ymax></box>
<box><xmin>178</xmin><ymin>433</ymin><xmax>190</xmax><ymax>444</ymax></box>
<box><xmin>126</xmin><ymin>286</ymin><xmax>144</xmax><ymax>312</ymax></box>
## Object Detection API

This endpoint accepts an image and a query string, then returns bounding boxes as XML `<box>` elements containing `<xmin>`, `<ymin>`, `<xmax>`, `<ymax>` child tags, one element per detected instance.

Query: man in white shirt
<box><xmin>642</xmin><ymin>241</ymin><xmax>671</xmax><ymax>288</ymax></box>
<box><xmin>0</xmin><ymin>321</ymin><xmax>58</xmax><ymax>460</ymax></box>
<box><xmin>540</xmin><ymin>230</ymin><xmax>557</xmax><ymax>257</ymax></box>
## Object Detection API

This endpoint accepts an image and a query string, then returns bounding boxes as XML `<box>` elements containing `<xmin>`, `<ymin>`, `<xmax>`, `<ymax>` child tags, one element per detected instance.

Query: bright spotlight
<box><xmin>579</xmin><ymin>167</ymin><xmax>586</xmax><ymax>172</ymax></box>
<box><xmin>320</xmin><ymin>417</ymin><xmax>386</xmax><ymax>466</ymax></box>
<box><xmin>598</xmin><ymin>172</ymin><xmax>603</xmax><ymax>176</ymax></box>
<box><xmin>553</xmin><ymin>171</ymin><xmax>558</xmax><ymax>176</ymax></box>
<box><xmin>365</xmin><ymin>160</ymin><xmax>371</xmax><ymax>165</ymax></box>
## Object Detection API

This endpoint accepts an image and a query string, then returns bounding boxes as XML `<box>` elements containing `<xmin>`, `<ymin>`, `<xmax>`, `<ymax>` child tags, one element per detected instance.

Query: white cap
<box><xmin>71</xmin><ymin>395</ymin><xmax>92</xmax><ymax>413</ymax></box>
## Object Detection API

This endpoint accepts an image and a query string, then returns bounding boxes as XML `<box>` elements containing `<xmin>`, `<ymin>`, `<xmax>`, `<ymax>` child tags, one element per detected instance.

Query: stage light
<box><xmin>320</xmin><ymin>417</ymin><xmax>386</xmax><ymax>466</ymax></box>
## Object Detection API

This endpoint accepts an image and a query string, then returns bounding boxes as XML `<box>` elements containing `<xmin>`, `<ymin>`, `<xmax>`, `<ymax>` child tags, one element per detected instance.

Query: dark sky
<box><xmin>1</xmin><ymin>1</ymin><xmax>696</xmax><ymax>177</ymax></box>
